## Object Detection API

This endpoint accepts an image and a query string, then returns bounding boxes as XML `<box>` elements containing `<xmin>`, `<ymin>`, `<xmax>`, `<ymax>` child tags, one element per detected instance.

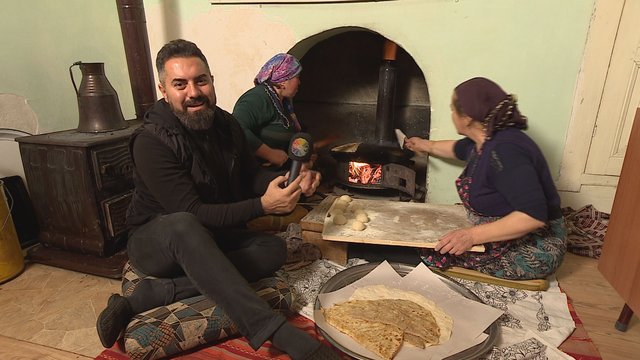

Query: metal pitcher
<box><xmin>69</xmin><ymin>61</ymin><xmax>128</xmax><ymax>133</ymax></box>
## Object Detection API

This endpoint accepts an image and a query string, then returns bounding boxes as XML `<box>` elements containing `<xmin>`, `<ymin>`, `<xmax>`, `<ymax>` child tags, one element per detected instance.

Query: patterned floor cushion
<box><xmin>120</xmin><ymin>262</ymin><xmax>294</xmax><ymax>360</ymax></box>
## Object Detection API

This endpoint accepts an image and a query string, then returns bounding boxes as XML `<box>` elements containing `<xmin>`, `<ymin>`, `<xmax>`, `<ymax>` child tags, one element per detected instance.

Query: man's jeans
<box><xmin>126</xmin><ymin>212</ymin><xmax>287</xmax><ymax>349</ymax></box>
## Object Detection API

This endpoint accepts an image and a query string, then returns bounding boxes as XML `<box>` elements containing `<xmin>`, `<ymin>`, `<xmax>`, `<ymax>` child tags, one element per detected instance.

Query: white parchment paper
<box><xmin>314</xmin><ymin>261</ymin><xmax>503</xmax><ymax>360</ymax></box>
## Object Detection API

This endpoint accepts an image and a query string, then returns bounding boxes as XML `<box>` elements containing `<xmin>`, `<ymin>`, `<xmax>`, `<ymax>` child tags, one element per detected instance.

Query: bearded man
<box><xmin>96</xmin><ymin>39</ymin><xmax>338</xmax><ymax>360</ymax></box>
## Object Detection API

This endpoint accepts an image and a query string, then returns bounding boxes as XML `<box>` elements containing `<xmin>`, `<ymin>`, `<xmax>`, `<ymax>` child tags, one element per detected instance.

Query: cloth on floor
<box><xmin>280</xmin><ymin>223</ymin><xmax>323</xmax><ymax>271</ymax></box>
<box><xmin>96</xmin><ymin>260</ymin><xmax>600</xmax><ymax>360</ymax></box>
<box><xmin>454</xmin><ymin>277</ymin><xmax>576</xmax><ymax>360</ymax></box>
<box><xmin>281</xmin><ymin>259</ymin><xmax>576</xmax><ymax>360</ymax></box>
<box><xmin>482</xmin><ymin>331</ymin><xmax>574</xmax><ymax>360</ymax></box>
<box><xmin>95</xmin><ymin>301</ymin><xmax>601</xmax><ymax>360</ymax></box>
<box><xmin>562</xmin><ymin>205</ymin><xmax>609</xmax><ymax>259</ymax></box>
<box><xmin>277</xmin><ymin>258</ymin><xmax>366</xmax><ymax>319</ymax></box>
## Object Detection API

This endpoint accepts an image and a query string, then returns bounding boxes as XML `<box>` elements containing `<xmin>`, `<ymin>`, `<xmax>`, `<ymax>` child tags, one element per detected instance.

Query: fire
<box><xmin>348</xmin><ymin>161</ymin><xmax>382</xmax><ymax>185</ymax></box>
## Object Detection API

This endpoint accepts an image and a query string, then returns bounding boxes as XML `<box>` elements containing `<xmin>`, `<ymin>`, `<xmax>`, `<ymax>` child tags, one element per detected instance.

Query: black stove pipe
<box><xmin>374</xmin><ymin>40</ymin><xmax>398</xmax><ymax>146</ymax></box>
<box><xmin>116</xmin><ymin>0</ymin><xmax>156</xmax><ymax>119</ymax></box>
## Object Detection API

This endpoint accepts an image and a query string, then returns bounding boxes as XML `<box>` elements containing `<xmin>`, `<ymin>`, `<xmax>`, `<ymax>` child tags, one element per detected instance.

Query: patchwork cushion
<box><xmin>120</xmin><ymin>262</ymin><xmax>294</xmax><ymax>360</ymax></box>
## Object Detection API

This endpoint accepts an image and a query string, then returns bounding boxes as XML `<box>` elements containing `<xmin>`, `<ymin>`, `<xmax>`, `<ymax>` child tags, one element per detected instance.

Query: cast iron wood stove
<box><xmin>16</xmin><ymin>125</ymin><xmax>140</xmax><ymax>278</ymax></box>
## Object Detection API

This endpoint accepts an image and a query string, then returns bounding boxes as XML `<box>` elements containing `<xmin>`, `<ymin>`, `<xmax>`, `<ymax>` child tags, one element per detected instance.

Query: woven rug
<box><xmin>95</xmin><ymin>307</ymin><xmax>600</xmax><ymax>360</ymax></box>
<box><xmin>95</xmin><ymin>266</ymin><xmax>601</xmax><ymax>360</ymax></box>
<box><xmin>94</xmin><ymin>225</ymin><xmax>601</xmax><ymax>360</ymax></box>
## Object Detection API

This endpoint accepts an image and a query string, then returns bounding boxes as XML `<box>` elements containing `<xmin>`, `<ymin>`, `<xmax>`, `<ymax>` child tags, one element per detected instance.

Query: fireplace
<box><xmin>292</xmin><ymin>29</ymin><xmax>430</xmax><ymax>200</ymax></box>
<box><xmin>330</xmin><ymin>142</ymin><xmax>417</xmax><ymax>199</ymax></box>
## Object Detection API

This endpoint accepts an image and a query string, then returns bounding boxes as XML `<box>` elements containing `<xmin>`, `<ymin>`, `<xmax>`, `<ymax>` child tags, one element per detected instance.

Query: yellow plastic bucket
<box><xmin>0</xmin><ymin>180</ymin><xmax>24</xmax><ymax>283</ymax></box>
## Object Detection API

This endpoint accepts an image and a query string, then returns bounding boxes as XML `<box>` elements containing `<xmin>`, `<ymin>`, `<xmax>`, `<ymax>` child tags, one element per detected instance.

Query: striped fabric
<box><xmin>120</xmin><ymin>262</ymin><xmax>294</xmax><ymax>360</ymax></box>
<box><xmin>562</xmin><ymin>205</ymin><xmax>609</xmax><ymax>259</ymax></box>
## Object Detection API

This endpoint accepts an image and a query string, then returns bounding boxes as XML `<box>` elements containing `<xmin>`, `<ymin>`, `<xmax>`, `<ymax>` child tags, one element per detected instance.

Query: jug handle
<box><xmin>69</xmin><ymin>61</ymin><xmax>82</xmax><ymax>96</ymax></box>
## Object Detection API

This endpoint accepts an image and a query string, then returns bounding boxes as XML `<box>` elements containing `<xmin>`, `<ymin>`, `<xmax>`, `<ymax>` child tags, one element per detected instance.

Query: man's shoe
<box><xmin>96</xmin><ymin>294</ymin><xmax>133</xmax><ymax>348</ymax></box>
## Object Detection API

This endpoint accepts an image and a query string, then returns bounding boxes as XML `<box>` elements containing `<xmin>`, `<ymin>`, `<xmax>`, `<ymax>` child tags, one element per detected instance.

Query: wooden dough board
<box><xmin>322</xmin><ymin>198</ymin><xmax>485</xmax><ymax>252</ymax></box>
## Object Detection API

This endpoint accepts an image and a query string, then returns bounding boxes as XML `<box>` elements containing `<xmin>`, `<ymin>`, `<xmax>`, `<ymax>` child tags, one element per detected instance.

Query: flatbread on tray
<box><xmin>322</xmin><ymin>285</ymin><xmax>452</xmax><ymax>359</ymax></box>
<box><xmin>323</xmin><ymin>309</ymin><xmax>404</xmax><ymax>360</ymax></box>
<box><xmin>350</xmin><ymin>284</ymin><xmax>454</xmax><ymax>344</ymax></box>
<box><xmin>326</xmin><ymin>299</ymin><xmax>440</xmax><ymax>345</ymax></box>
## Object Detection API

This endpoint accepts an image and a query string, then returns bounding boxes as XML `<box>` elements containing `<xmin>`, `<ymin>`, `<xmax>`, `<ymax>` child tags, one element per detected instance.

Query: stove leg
<box><xmin>615</xmin><ymin>303</ymin><xmax>634</xmax><ymax>332</ymax></box>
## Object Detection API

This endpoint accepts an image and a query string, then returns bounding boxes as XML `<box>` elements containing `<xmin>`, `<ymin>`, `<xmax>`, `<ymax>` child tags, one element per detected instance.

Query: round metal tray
<box><xmin>314</xmin><ymin>262</ymin><xmax>498</xmax><ymax>360</ymax></box>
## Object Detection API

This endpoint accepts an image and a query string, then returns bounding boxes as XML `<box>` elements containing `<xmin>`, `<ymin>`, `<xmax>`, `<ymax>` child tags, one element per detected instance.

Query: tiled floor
<box><xmin>0</xmin><ymin>261</ymin><xmax>120</xmax><ymax>358</ymax></box>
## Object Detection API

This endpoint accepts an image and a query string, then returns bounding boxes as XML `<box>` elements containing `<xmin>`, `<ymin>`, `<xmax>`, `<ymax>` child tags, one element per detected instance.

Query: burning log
<box><xmin>349</xmin><ymin>161</ymin><xmax>383</xmax><ymax>185</ymax></box>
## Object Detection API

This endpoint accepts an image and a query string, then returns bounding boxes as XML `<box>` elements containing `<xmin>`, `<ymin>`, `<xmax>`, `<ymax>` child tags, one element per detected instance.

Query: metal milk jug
<box><xmin>69</xmin><ymin>61</ymin><xmax>128</xmax><ymax>133</ymax></box>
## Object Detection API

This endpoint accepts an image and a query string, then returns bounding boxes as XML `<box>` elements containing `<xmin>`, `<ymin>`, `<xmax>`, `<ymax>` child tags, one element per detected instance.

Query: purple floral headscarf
<box><xmin>254</xmin><ymin>53</ymin><xmax>302</xmax><ymax>85</ymax></box>
<box><xmin>454</xmin><ymin>77</ymin><xmax>527</xmax><ymax>139</ymax></box>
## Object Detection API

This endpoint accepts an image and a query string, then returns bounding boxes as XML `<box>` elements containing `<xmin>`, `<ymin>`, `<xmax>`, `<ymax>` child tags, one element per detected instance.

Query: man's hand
<box><xmin>260</xmin><ymin>174</ymin><xmax>302</xmax><ymax>214</ymax></box>
<box><xmin>299</xmin><ymin>169</ymin><xmax>321</xmax><ymax>197</ymax></box>
<box><xmin>303</xmin><ymin>153</ymin><xmax>318</xmax><ymax>170</ymax></box>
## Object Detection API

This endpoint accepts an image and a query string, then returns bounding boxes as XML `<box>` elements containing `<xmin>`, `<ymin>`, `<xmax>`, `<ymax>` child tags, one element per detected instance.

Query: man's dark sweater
<box><xmin>126</xmin><ymin>99</ymin><xmax>280</xmax><ymax>229</ymax></box>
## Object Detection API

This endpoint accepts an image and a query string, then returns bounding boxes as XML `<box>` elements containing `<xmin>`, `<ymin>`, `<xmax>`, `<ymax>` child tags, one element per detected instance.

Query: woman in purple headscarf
<box><xmin>233</xmin><ymin>53</ymin><xmax>303</xmax><ymax>169</ymax></box>
<box><xmin>405</xmin><ymin>77</ymin><xmax>567</xmax><ymax>280</ymax></box>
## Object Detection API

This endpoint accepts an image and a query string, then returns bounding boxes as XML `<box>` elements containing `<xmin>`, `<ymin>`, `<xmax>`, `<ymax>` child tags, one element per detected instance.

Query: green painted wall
<box><xmin>1</xmin><ymin>0</ymin><xmax>595</xmax><ymax>204</ymax></box>
<box><xmin>0</xmin><ymin>0</ymin><xmax>134</xmax><ymax>132</ymax></box>
<box><xmin>145</xmin><ymin>0</ymin><xmax>595</xmax><ymax>203</ymax></box>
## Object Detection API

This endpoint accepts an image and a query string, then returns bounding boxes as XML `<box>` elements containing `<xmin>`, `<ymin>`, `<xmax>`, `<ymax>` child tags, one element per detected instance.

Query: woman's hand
<box><xmin>404</xmin><ymin>137</ymin><xmax>431</xmax><ymax>153</ymax></box>
<box><xmin>435</xmin><ymin>211</ymin><xmax>546</xmax><ymax>255</ymax></box>
<box><xmin>435</xmin><ymin>228</ymin><xmax>476</xmax><ymax>255</ymax></box>
<box><xmin>404</xmin><ymin>138</ymin><xmax>457</xmax><ymax>159</ymax></box>
<box><xmin>255</xmin><ymin>144</ymin><xmax>289</xmax><ymax>167</ymax></box>
<box><xmin>267</xmin><ymin>149</ymin><xmax>289</xmax><ymax>167</ymax></box>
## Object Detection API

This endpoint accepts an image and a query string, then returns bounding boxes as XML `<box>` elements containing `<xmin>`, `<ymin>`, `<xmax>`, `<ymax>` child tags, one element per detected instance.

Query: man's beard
<box><xmin>172</xmin><ymin>97</ymin><xmax>215</xmax><ymax>130</ymax></box>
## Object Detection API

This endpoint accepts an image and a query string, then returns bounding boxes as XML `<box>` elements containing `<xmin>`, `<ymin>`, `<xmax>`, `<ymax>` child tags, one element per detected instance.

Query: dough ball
<box><xmin>354</xmin><ymin>209</ymin><xmax>368</xmax><ymax>217</ymax></box>
<box><xmin>348</xmin><ymin>203</ymin><xmax>362</xmax><ymax>213</ymax></box>
<box><xmin>333</xmin><ymin>200</ymin><xmax>348</xmax><ymax>210</ymax></box>
<box><xmin>339</xmin><ymin>195</ymin><xmax>353</xmax><ymax>203</ymax></box>
<box><xmin>329</xmin><ymin>208</ymin><xmax>344</xmax><ymax>217</ymax></box>
<box><xmin>333</xmin><ymin>214</ymin><xmax>348</xmax><ymax>225</ymax></box>
<box><xmin>351</xmin><ymin>220</ymin><xmax>366</xmax><ymax>231</ymax></box>
<box><xmin>356</xmin><ymin>213</ymin><xmax>370</xmax><ymax>223</ymax></box>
